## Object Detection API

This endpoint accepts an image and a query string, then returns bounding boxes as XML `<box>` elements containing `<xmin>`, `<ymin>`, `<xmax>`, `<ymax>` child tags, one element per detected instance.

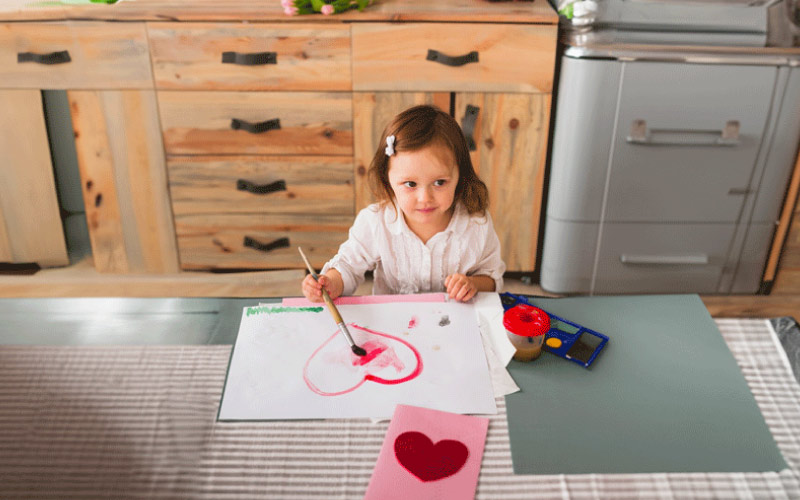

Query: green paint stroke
<box><xmin>28</xmin><ymin>0</ymin><xmax>117</xmax><ymax>6</ymax></box>
<box><xmin>246</xmin><ymin>305</ymin><xmax>323</xmax><ymax>317</ymax></box>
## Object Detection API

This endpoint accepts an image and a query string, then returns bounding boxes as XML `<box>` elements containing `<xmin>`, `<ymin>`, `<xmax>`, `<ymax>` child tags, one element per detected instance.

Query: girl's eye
<box><xmin>434</xmin><ymin>179</ymin><xmax>447</xmax><ymax>187</ymax></box>
<box><xmin>403</xmin><ymin>181</ymin><xmax>417</xmax><ymax>188</ymax></box>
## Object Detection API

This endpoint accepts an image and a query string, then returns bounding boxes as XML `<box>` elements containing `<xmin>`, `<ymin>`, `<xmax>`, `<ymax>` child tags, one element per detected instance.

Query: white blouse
<box><xmin>321</xmin><ymin>202</ymin><xmax>506</xmax><ymax>296</ymax></box>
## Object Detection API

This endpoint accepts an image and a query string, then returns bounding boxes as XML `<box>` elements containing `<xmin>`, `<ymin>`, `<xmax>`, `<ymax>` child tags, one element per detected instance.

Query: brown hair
<box><xmin>367</xmin><ymin>104</ymin><xmax>489</xmax><ymax>215</ymax></box>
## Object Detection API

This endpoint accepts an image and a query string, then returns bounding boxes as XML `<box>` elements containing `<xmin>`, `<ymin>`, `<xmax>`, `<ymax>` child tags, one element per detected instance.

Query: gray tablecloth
<box><xmin>1</xmin><ymin>319</ymin><xmax>799</xmax><ymax>499</ymax></box>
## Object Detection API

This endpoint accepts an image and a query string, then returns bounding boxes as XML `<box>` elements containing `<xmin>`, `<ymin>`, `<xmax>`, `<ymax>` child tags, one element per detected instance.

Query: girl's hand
<box><xmin>445</xmin><ymin>273</ymin><xmax>477</xmax><ymax>302</ymax></box>
<box><xmin>301</xmin><ymin>272</ymin><xmax>342</xmax><ymax>302</ymax></box>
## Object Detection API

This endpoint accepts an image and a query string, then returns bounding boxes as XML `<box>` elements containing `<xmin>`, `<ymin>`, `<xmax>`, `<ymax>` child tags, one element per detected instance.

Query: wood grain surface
<box><xmin>174</xmin><ymin>213</ymin><xmax>353</xmax><ymax>270</ymax></box>
<box><xmin>352</xmin><ymin>23</ymin><xmax>556</xmax><ymax>93</ymax></box>
<box><xmin>167</xmin><ymin>155</ymin><xmax>355</xmax><ymax>216</ymax></box>
<box><xmin>0</xmin><ymin>0</ymin><xmax>559</xmax><ymax>24</ymax></box>
<box><xmin>148</xmin><ymin>22</ymin><xmax>351</xmax><ymax>91</ymax></box>
<box><xmin>0</xmin><ymin>90</ymin><xmax>69</xmax><ymax>266</ymax></box>
<box><xmin>69</xmin><ymin>90</ymin><xmax>179</xmax><ymax>273</ymax></box>
<box><xmin>158</xmin><ymin>91</ymin><xmax>353</xmax><ymax>156</ymax></box>
<box><xmin>0</xmin><ymin>22</ymin><xmax>152</xmax><ymax>89</ymax></box>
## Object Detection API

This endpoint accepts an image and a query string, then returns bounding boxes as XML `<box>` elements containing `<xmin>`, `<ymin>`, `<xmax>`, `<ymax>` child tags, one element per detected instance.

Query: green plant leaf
<box><xmin>310</xmin><ymin>0</ymin><xmax>325</xmax><ymax>12</ymax></box>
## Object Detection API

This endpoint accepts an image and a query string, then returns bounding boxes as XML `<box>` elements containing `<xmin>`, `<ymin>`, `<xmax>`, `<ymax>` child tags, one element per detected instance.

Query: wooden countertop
<box><xmin>0</xmin><ymin>0</ymin><xmax>558</xmax><ymax>23</ymax></box>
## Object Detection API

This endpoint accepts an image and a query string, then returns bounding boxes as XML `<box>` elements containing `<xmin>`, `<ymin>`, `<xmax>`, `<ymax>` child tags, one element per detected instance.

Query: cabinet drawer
<box><xmin>175</xmin><ymin>213</ymin><xmax>352</xmax><ymax>270</ymax></box>
<box><xmin>352</xmin><ymin>23</ymin><xmax>555</xmax><ymax>93</ymax></box>
<box><xmin>0</xmin><ymin>22</ymin><xmax>152</xmax><ymax>89</ymax></box>
<box><xmin>593</xmin><ymin>222</ymin><xmax>736</xmax><ymax>294</ymax></box>
<box><xmin>149</xmin><ymin>23</ymin><xmax>351</xmax><ymax>91</ymax></box>
<box><xmin>158</xmin><ymin>91</ymin><xmax>353</xmax><ymax>155</ymax></box>
<box><xmin>168</xmin><ymin>156</ymin><xmax>354</xmax><ymax>216</ymax></box>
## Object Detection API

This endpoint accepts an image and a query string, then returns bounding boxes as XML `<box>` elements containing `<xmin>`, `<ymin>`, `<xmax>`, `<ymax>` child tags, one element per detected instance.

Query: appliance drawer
<box><xmin>352</xmin><ymin>23</ymin><xmax>555</xmax><ymax>93</ymax></box>
<box><xmin>174</xmin><ymin>213</ymin><xmax>352</xmax><ymax>271</ymax></box>
<box><xmin>167</xmin><ymin>156</ymin><xmax>354</xmax><ymax>217</ymax></box>
<box><xmin>593</xmin><ymin>222</ymin><xmax>737</xmax><ymax>294</ymax></box>
<box><xmin>606</xmin><ymin>62</ymin><xmax>775</xmax><ymax>223</ymax></box>
<box><xmin>148</xmin><ymin>23</ymin><xmax>351</xmax><ymax>91</ymax></box>
<box><xmin>158</xmin><ymin>91</ymin><xmax>353</xmax><ymax>155</ymax></box>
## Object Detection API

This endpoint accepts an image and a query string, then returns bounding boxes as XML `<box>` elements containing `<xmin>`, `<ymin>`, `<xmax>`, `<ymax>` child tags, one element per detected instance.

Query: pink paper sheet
<box><xmin>282</xmin><ymin>293</ymin><xmax>446</xmax><ymax>307</ymax></box>
<box><xmin>364</xmin><ymin>405</ymin><xmax>489</xmax><ymax>500</ymax></box>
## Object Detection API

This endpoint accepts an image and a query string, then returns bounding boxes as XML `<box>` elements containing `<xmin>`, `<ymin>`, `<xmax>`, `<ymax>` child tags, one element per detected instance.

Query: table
<box><xmin>0</xmin><ymin>298</ymin><xmax>799</xmax><ymax>498</ymax></box>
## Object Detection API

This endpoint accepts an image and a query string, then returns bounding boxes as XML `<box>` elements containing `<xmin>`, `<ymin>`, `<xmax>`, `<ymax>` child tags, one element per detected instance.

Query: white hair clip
<box><xmin>385</xmin><ymin>135</ymin><xmax>395</xmax><ymax>157</ymax></box>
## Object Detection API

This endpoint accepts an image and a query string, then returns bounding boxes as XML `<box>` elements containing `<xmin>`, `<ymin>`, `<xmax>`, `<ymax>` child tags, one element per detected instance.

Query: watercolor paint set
<box><xmin>499</xmin><ymin>292</ymin><xmax>609</xmax><ymax>368</ymax></box>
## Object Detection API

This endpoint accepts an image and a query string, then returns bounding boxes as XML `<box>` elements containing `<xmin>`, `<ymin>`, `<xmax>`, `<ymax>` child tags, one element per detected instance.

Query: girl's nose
<box><xmin>418</xmin><ymin>187</ymin><xmax>433</xmax><ymax>201</ymax></box>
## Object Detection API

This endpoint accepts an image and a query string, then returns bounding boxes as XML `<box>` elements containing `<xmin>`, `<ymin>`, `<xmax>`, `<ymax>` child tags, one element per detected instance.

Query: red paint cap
<box><xmin>503</xmin><ymin>304</ymin><xmax>550</xmax><ymax>337</ymax></box>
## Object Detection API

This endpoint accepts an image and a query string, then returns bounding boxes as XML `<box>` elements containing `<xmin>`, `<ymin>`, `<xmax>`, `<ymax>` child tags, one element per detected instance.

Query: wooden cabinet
<box><xmin>0</xmin><ymin>1</ymin><xmax>559</xmax><ymax>275</ymax></box>
<box><xmin>0</xmin><ymin>21</ymin><xmax>154</xmax><ymax>270</ymax></box>
<box><xmin>0</xmin><ymin>19</ymin><xmax>175</xmax><ymax>272</ymax></box>
<box><xmin>149</xmin><ymin>22</ymin><xmax>357</xmax><ymax>271</ymax></box>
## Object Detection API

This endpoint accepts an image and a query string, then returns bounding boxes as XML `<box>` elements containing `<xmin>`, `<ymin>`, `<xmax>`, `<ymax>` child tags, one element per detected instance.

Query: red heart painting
<box><xmin>394</xmin><ymin>431</ymin><xmax>469</xmax><ymax>482</ymax></box>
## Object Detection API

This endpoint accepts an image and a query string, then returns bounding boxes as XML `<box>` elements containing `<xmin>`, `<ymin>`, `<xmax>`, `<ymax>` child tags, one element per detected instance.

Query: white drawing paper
<box><xmin>218</xmin><ymin>301</ymin><xmax>497</xmax><ymax>420</ymax></box>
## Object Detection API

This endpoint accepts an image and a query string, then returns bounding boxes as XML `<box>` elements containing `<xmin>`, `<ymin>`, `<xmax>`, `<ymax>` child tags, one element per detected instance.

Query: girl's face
<box><xmin>387</xmin><ymin>143</ymin><xmax>459</xmax><ymax>236</ymax></box>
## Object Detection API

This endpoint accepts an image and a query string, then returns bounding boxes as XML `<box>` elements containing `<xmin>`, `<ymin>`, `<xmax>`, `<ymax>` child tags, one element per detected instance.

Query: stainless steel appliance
<box><xmin>540</xmin><ymin>0</ymin><xmax>800</xmax><ymax>294</ymax></box>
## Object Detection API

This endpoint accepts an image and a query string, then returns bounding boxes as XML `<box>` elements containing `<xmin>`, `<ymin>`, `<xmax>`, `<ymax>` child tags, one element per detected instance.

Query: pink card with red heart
<box><xmin>364</xmin><ymin>404</ymin><xmax>489</xmax><ymax>500</ymax></box>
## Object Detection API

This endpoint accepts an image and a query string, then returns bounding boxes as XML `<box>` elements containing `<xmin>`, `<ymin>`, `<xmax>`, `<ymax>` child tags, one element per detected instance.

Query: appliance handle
<box><xmin>626</xmin><ymin>119</ymin><xmax>740</xmax><ymax>146</ymax></box>
<box><xmin>620</xmin><ymin>254</ymin><xmax>709</xmax><ymax>265</ymax></box>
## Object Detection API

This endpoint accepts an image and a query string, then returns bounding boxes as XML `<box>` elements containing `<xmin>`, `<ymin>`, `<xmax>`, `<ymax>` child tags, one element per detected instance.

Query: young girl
<box><xmin>302</xmin><ymin>105</ymin><xmax>505</xmax><ymax>302</ymax></box>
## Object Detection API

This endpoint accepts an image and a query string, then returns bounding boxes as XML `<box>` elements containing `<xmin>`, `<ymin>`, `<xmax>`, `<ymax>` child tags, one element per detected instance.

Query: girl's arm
<box><xmin>469</xmin><ymin>275</ymin><xmax>496</xmax><ymax>292</ymax></box>
<box><xmin>319</xmin><ymin>206</ymin><xmax>382</xmax><ymax>296</ymax></box>
<box><xmin>469</xmin><ymin>212</ymin><xmax>506</xmax><ymax>292</ymax></box>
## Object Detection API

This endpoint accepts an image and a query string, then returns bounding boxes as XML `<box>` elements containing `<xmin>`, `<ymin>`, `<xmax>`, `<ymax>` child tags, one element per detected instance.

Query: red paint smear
<box><xmin>303</xmin><ymin>324</ymin><xmax>424</xmax><ymax>396</ymax></box>
<box><xmin>408</xmin><ymin>317</ymin><xmax>418</xmax><ymax>329</ymax></box>
<box><xmin>352</xmin><ymin>340</ymin><xmax>388</xmax><ymax>366</ymax></box>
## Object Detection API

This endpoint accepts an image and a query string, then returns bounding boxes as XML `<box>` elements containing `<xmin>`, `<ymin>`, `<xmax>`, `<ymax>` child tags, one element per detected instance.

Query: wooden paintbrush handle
<box><xmin>321</xmin><ymin>289</ymin><xmax>343</xmax><ymax>324</ymax></box>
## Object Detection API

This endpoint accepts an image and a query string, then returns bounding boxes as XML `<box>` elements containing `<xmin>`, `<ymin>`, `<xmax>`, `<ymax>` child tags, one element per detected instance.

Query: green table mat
<box><xmin>505</xmin><ymin>294</ymin><xmax>787</xmax><ymax>474</ymax></box>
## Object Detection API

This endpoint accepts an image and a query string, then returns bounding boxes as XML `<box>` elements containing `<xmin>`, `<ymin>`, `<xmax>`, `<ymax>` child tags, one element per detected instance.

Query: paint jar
<box><xmin>503</xmin><ymin>304</ymin><xmax>549</xmax><ymax>362</ymax></box>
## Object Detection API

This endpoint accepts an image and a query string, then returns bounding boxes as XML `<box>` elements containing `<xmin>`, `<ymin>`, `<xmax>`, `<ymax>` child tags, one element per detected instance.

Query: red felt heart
<box><xmin>394</xmin><ymin>431</ymin><xmax>469</xmax><ymax>482</ymax></box>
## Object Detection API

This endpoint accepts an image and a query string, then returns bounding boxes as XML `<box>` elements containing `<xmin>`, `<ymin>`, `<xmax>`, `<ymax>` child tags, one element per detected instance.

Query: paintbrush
<box><xmin>298</xmin><ymin>247</ymin><xmax>367</xmax><ymax>357</ymax></box>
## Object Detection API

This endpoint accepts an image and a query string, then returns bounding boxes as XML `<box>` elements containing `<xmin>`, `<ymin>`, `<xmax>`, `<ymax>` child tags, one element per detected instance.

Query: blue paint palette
<box><xmin>500</xmin><ymin>293</ymin><xmax>609</xmax><ymax>368</ymax></box>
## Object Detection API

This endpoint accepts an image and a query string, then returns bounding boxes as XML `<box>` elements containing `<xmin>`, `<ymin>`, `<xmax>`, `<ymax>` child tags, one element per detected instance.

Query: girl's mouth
<box><xmin>418</xmin><ymin>207</ymin><xmax>436</xmax><ymax>213</ymax></box>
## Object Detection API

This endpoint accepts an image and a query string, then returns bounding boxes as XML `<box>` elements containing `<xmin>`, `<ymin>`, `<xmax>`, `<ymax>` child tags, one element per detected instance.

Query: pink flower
<box><xmin>280</xmin><ymin>0</ymin><xmax>292</xmax><ymax>7</ymax></box>
<box><xmin>321</xmin><ymin>4</ymin><xmax>334</xmax><ymax>15</ymax></box>
<box><xmin>284</xmin><ymin>5</ymin><xmax>298</xmax><ymax>15</ymax></box>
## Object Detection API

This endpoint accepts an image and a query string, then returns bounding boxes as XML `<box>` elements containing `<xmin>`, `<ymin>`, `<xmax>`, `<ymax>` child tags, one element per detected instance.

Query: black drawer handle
<box><xmin>426</xmin><ymin>49</ymin><xmax>478</xmax><ymax>67</ymax></box>
<box><xmin>236</xmin><ymin>179</ymin><xmax>287</xmax><ymax>195</ymax></box>
<box><xmin>461</xmin><ymin>104</ymin><xmax>480</xmax><ymax>152</ymax></box>
<box><xmin>244</xmin><ymin>236</ymin><xmax>290</xmax><ymax>254</ymax></box>
<box><xmin>230</xmin><ymin>118</ymin><xmax>281</xmax><ymax>134</ymax></box>
<box><xmin>17</xmin><ymin>50</ymin><xmax>71</xmax><ymax>65</ymax></box>
<box><xmin>221</xmin><ymin>51</ymin><xmax>277</xmax><ymax>66</ymax></box>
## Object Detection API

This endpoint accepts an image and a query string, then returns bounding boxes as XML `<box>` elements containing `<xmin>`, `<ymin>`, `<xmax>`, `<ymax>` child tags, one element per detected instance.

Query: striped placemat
<box><xmin>1</xmin><ymin>319</ymin><xmax>799</xmax><ymax>499</ymax></box>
